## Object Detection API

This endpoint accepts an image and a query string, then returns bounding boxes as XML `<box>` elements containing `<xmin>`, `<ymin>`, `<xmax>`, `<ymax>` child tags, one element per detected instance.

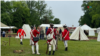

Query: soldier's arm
<box><xmin>23</xmin><ymin>30</ymin><xmax>26</xmax><ymax>36</ymax></box>
<box><xmin>35</xmin><ymin>30</ymin><xmax>40</xmax><ymax>34</ymax></box>
<box><xmin>46</xmin><ymin>29</ymin><xmax>51</xmax><ymax>35</ymax></box>
<box><xmin>54</xmin><ymin>29</ymin><xmax>57</xmax><ymax>36</ymax></box>
<box><xmin>62</xmin><ymin>30</ymin><xmax>66</xmax><ymax>38</ymax></box>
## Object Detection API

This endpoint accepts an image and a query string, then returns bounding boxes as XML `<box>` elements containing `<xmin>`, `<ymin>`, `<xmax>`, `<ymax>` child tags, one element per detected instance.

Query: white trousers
<box><xmin>49</xmin><ymin>39</ymin><xmax>56</xmax><ymax>51</ymax></box>
<box><xmin>63</xmin><ymin>40</ymin><xmax>68</xmax><ymax>47</ymax></box>
<box><xmin>31</xmin><ymin>42</ymin><xmax>40</xmax><ymax>54</ymax></box>
<box><xmin>20</xmin><ymin>36</ymin><xmax>23</xmax><ymax>42</ymax></box>
<box><xmin>18</xmin><ymin>33</ymin><xmax>24</xmax><ymax>42</ymax></box>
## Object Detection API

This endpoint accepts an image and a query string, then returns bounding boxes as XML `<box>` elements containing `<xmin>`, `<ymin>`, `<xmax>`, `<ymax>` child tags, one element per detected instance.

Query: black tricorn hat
<box><xmin>50</xmin><ymin>23</ymin><xmax>54</xmax><ymax>26</ymax></box>
<box><xmin>31</xmin><ymin>25</ymin><xmax>34</xmax><ymax>29</ymax></box>
<box><xmin>54</xmin><ymin>27</ymin><xmax>58</xmax><ymax>28</ymax></box>
<box><xmin>19</xmin><ymin>27</ymin><xmax>22</xmax><ymax>29</ymax></box>
<box><xmin>63</xmin><ymin>25</ymin><xmax>67</xmax><ymax>28</ymax></box>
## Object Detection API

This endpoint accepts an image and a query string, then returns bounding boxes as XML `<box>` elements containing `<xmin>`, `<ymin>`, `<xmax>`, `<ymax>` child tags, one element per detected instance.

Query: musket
<box><xmin>46</xmin><ymin>43</ymin><xmax>48</xmax><ymax>54</ymax></box>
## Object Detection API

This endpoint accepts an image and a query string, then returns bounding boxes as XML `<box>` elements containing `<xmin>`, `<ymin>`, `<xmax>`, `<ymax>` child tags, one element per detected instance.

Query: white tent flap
<box><xmin>81</xmin><ymin>24</ymin><xmax>92</xmax><ymax>30</ymax></box>
<box><xmin>70</xmin><ymin>26</ymin><xmax>89</xmax><ymax>40</ymax></box>
<box><xmin>97</xmin><ymin>28</ymin><xmax>100</xmax><ymax>33</ymax></box>
<box><xmin>80</xmin><ymin>28</ymin><xmax>89</xmax><ymax>40</ymax></box>
<box><xmin>97</xmin><ymin>32</ymin><xmax>100</xmax><ymax>42</ymax></box>
<box><xmin>70</xmin><ymin>27</ymin><xmax>79</xmax><ymax>40</ymax></box>
<box><xmin>89</xmin><ymin>30</ymin><xmax>95</xmax><ymax>36</ymax></box>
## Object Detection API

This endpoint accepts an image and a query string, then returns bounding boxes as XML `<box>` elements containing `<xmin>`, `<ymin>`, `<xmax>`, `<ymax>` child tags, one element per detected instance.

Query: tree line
<box><xmin>1</xmin><ymin>1</ymin><xmax>61</xmax><ymax>28</ymax></box>
<box><xmin>79</xmin><ymin>1</ymin><xmax>100</xmax><ymax>28</ymax></box>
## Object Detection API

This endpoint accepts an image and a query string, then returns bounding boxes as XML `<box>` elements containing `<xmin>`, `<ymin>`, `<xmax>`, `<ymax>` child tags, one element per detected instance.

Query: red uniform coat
<box><xmin>30</xmin><ymin>29</ymin><xmax>40</xmax><ymax>43</ymax></box>
<box><xmin>46</xmin><ymin>28</ymin><xmax>57</xmax><ymax>44</ymax></box>
<box><xmin>62</xmin><ymin>29</ymin><xmax>70</xmax><ymax>40</ymax></box>
<box><xmin>46</xmin><ymin>28</ymin><xmax>56</xmax><ymax>39</ymax></box>
<box><xmin>17</xmin><ymin>29</ymin><xmax>26</xmax><ymax>39</ymax></box>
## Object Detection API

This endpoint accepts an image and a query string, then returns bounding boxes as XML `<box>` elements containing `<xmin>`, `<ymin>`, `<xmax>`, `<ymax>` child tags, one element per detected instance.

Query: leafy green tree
<box><xmin>1</xmin><ymin>1</ymin><xmax>61</xmax><ymax>28</ymax></box>
<box><xmin>40</xmin><ymin>16</ymin><xmax>52</xmax><ymax>24</ymax></box>
<box><xmin>1</xmin><ymin>1</ymin><xmax>5</xmax><ymax>14</ymax></box>
<box><xmin>79</xmin><ymin>1</ymin><xmax>94</xmax><ymax>27</ymax></box>
<box><xmin>27</xmin><ymin>1</ymin><xmax>57</xmax><ymax>25</ymax></box>
<box><xmin>40</xmin><ymin>8</ymin><xmax>55</xmax><ymax>24</ymax></box>
<box><xmin>35</xmin><ymin>1</ymin><xmax>47</xmax><ymax>19</ymax></box>
<box><xmin>1</xmin><ymin>1</ymin><xmax>12</xmax><ymax>25</ymax></box>
<box><xmin>79</xmin><ymin>1</ymin><xmax>100</xmax><ymax>28</ymax></box>
<box><xmin>11</xmin><ymin>1</ymin><xmax>30</xmax><ymax>28</ymax></box>
<box><xmin>27</xmin><ymin>1</ymin><xmax>38</xmax><ymax>26</ymax></box>
<box><xmin>53</xmin><ymin>18</ymin><xmax>60</xmax><ymax>24</ymax></box>
<box><xmin>89</xmin><ymin>1</ymin><xmax>100</xmax><ymax>27</ymax></box>
<box><xmin>1</xmin><ymin>13</ymin><xmax>12</xmax><ymax>25</ymax></box>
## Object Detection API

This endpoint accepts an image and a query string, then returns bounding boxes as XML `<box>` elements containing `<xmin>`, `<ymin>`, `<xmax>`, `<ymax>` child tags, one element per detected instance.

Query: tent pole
<box><xmin>79</xmin><ymin>30</ymin><xmax>80</xmax><ymax>41</ymax></box>
<box><xmin>9</xmin><ymin>27</ymin><xmax>11</xmax><ymax>46</ymax></box>
<box><xmin>9</xmin><ymin>36</ymin><xmax>10</xmax><ymax>46</ymax></box>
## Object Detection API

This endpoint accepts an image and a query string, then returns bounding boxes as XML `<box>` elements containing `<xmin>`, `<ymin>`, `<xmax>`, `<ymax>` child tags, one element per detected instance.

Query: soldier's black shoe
<box><xmin>22</xmin><ymin>42</ymin><xmax>23</xmax><ymax>45</ymax></box>
<box><xmin>20</xmin><ymin>42</ymin><xmax>23</xmax><ymax>45</ymax></box>
<box><xmin>52</xmin><ymin>51</ymin><xmax>55</xmax><ymax>55</ymax></box>
<box><xmin>65</xmin><ymin>47</ymin><xmax>68</xmax><ymax>51</ymax></box>
<box><xmin>48</xmin><ymin>51</ymin><xmax>51</xmax><ymax>55</ymax></box>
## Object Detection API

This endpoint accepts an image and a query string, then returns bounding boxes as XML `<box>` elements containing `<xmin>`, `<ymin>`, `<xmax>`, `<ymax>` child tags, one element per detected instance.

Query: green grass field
<box><xmin>1</xmin><ymin>37</ymin><xmax>100</xmax><ymax>56</ymax></box>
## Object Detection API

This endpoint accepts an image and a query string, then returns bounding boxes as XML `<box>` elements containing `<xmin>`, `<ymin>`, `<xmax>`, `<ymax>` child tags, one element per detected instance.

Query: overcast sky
<box><xmin>4</xmin><ymin>0</ymin><xmax>84</xmax><ymax>27</ymax></box>
<box><xmin>45</xmin><ymin>1</ymin><xmax>84</xmax><ymax>27</ymax></box>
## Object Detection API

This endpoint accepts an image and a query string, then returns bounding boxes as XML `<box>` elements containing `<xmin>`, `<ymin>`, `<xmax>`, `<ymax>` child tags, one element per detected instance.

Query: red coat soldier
<box><xmin>30</xmin><ymin>26</ymin><xmax>40</xmax><ymax>55</ymax></box>
<box><xmin>62</xmin><ymin>25</ymin><xmax>70</xmax><ymax>51</ymax></box>
<box><xmin>46</xmin><ymin>23</ymin><xmax>56</xmax><ymax>55</ymax></box>
<box><xmin>17</xmin><ymin>28</ymin><xmax>26</xmax><ymax>45</ymax></box>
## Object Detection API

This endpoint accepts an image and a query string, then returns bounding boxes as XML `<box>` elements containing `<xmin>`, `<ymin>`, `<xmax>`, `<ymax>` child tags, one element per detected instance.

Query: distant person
<box><xmin>59</xmin><ymin>28</ymin><xmax>62</xmax><ymax>40</ymax></box>
<box><xmin>40</xmin><ymin>27</ymin><xmax>44</xmax><ymax>40</ymax></box>
<box><xmin>30</xmin><ymin>26</ymin><xmax>34</xmax><ymax>45</ymax></box>
<box><xmin>54</xmin><ymin>27</ymin><xmax>59</xmax><ymax>39</ymax></box>
<box><xmin>37</xmin><ymin>26</ymin><xmax>40</xmax><ymax>39</ymax></box>
<box><xmin>17</xmin><ymin>28</ymin><xmax>26</xmax><ymax>45</ymax></box>
<box><xmin>0</xmin><ymin>29</ymin><xmax>2</xmax><ymax>37</ymax></box>
<box><xmin>45</xmin><ymin>27</ymin><xmax>48</xmax><ymax>40</ymax></box>
<box><xmin>62</xmin><ymin>25</ymin><xmax>70</xmax><ymax>51</ymax></box>
<box><xmin>37</xmin><ymin>26</ymin><xmax>40</xmax><ymax>32</ymax></box>
<box><xmin>54</xmin><ymin>27</ymin><xmax>59</xmax><ymax>50</ymax></box>
<box><xmin>2</xmin><ymin>31</ymin><xmax>6</xmax><ymax>37</ymax></box>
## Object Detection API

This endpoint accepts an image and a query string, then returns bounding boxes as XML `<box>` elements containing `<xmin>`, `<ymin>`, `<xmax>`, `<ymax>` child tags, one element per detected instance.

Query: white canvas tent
<box><xmin>16</xmin><ymin>24</ymin><xmax>31</xmax><ymax>39</ymax></box>
<box><xmin>89</xmin><ymin>29</ymin><xmax>95</xmax><ymax>36</ymax></box>
<box><xmin>81</xmin><ymin>24</ymin><xmax>92</xmax><ymax>30</ymax></box>
<box><xmin>97</xmin><ymin>27</ymin><xmax>100</xmax><ymax>33</ymax></box>
<box><xmin>1</xmin><ymin>26</ymin><xmax>17</xmax><ymax>29</ymax></box>
<box><xmin>97</xmin><ymin>32</ymin><xmax>100</xmax><ymax>42</ymax></box>
<box><xmin>0</xmin><ymin>22</ymin><xmax>10</xmax><ymax>29</ymax></box>
<box><xmin>0</xmin><ymin>22</ymin><xmax>9</xmax><ymax>27</ymax></box>
<box><xmin>0</xmin><ymin>22</ymin><xmax>17</xmax><ymax>29</ymax></box>
<box><xmin>40</xmin><ymin>24</ymin><xmax>64</xmax><ymax>33</ymax></box>
<box><xmin>40</xmin><ymin>24</ymin><xmax>50</xmax><ymax>27</ymax></box>
<box><xmin>40</xmin><ymin>24</ymin><xmax>64</xmax><ymax>27</ymax></box>
<box><xmin>40</xmin><ymin>24</ymin><xmax>64</xmax><ymax>38</ymax></box>
<box><xmin>70</xmin><ymin>26</ymin><xmax>89</xmax><ymax>40</ymax></box>
<box><xmin>81</xmin><ymin>24</ymin><xmax>95</xmax><ymax>36</ymax></box>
